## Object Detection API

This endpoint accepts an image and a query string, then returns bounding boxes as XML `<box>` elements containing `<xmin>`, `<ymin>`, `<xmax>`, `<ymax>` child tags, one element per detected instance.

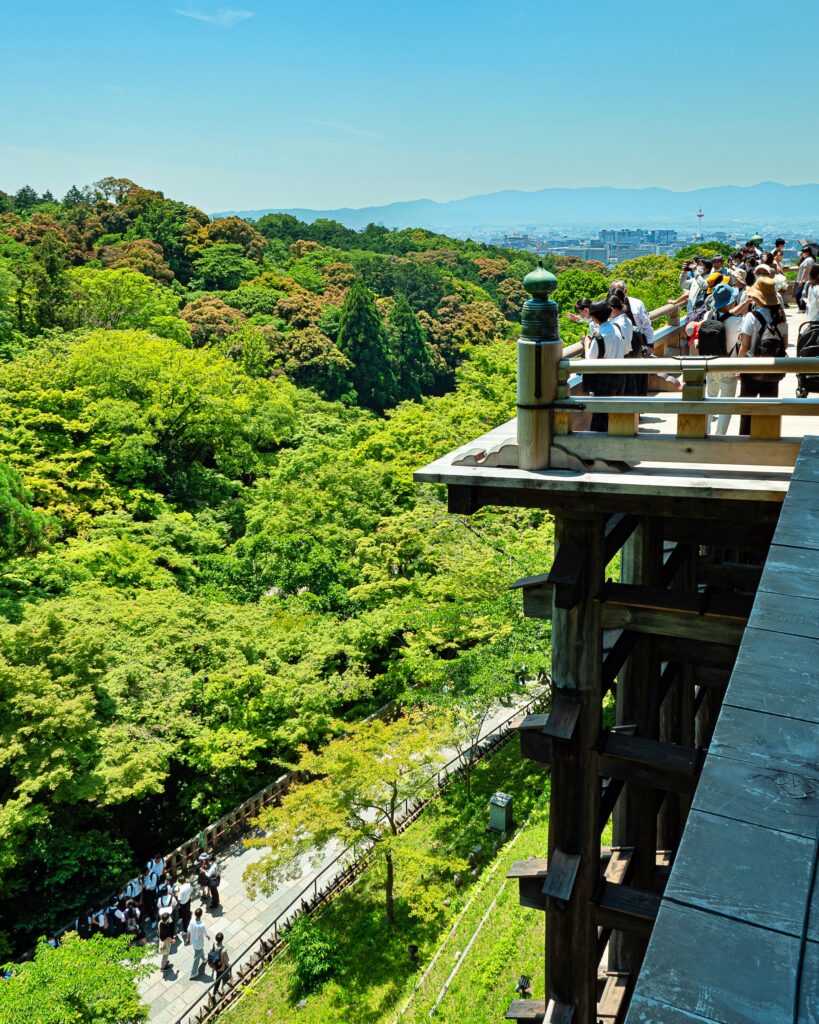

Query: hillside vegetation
<box><xmin>0</xmin><ymin>179</ymin><xmax>675</xmax><ymax>955</ymax></box>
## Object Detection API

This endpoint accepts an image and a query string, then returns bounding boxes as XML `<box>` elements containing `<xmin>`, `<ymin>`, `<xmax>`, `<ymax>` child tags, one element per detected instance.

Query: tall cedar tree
<box><xmin>337</xmin><ymin>279</ymin><xmax>396</xmax><ymax>411</ymax></box>
<box><xmin>388</xmin><ymin>293</ymin><xmax>434</xmax><ymax>402</ymax></box>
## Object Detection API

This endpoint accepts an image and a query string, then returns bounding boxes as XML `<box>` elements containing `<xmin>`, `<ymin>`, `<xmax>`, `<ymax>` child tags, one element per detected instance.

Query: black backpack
<box><xmin>796</xmin><ymin>320</ymin><xmax>819</xmax><ymax>396</ymax></box>
<box><xmin>697</xmin><ymin>314</ymin><xmax>729</xmax><ymax>357</ymax></box>
<box><xmin>750</xmin><ymin>309</ymin><xmax>786</xmax><ymax>381</ymax></box>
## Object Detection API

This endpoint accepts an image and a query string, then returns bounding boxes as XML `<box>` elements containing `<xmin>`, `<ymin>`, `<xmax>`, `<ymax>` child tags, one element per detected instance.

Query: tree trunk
<box><xmin>385</xmin><ymin>850</ymin><xmax>395</xmax><ymax>926</ymax></box>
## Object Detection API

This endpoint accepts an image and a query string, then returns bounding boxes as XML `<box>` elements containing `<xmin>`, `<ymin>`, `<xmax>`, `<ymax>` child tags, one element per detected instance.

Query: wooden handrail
<box><xmin>554</xmin><ymin>397</ymin><xmax>819</xmax><ymax>415</ymax></box>
<box><xmin>561</xmin><ymin>356</ymin><xmax>819</xmax><ymax>375</ymax></box>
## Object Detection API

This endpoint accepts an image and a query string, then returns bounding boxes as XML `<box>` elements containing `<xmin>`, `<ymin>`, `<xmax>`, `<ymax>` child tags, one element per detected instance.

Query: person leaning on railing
<box><xmin>736</xmin><ymin>276</ymin><xmax>788</xmax><ymax>435</ymax></box>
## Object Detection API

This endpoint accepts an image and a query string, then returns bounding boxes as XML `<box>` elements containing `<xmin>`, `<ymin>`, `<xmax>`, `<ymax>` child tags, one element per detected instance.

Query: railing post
<box><xmin>677</xmin><ymin>361</ymin><xmax>708</xmax><ymax>438</ymax></box>
<box><xmin>517</xmin><ymin>262</ymin><xmax>563</xmax><ymax>470</ymax></box>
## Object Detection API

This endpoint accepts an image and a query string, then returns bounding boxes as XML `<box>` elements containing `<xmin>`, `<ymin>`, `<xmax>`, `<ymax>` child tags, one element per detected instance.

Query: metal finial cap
<box><xmin>523</xmin><ymin>260</ymin><xmax>557</xmax><ymax>299</ymax></box>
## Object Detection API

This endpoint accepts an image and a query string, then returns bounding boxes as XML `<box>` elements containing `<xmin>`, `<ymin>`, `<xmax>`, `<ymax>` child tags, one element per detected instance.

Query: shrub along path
<box><xmin>140</xmin><ymin>698</ymin><xmax>539</xmax><ymax>1024</ymax></box>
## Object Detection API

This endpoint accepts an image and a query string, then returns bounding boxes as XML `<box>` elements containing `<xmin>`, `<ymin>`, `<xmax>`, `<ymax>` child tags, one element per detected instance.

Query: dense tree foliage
<box><xmin>0</xmin><ymin>935</ymin><xmax>149</xmax><ymax>1023</ymax></box>
<box><xmin>246</xmin><ymin>715</ymin><xmax>448</xmax><ymax>925</ymax></box>
<box><xmin>0</xmin><ymin>177</ymin><xmax>680</xmax><ymax>958</ymax></box>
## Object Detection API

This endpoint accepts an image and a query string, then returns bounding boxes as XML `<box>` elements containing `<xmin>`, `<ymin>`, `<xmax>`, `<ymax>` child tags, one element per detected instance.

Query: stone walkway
<box><xmin>139</xmin><ymin>699</ymin><xmax>534</xmax><ymax>1024</ymax></box>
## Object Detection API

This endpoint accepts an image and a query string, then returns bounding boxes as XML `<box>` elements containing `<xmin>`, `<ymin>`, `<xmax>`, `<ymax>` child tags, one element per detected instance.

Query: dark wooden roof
<box><xmin>626</xmin><ymin>436</ymin><xmax>819</xmax><ymax>1024</ymax></box>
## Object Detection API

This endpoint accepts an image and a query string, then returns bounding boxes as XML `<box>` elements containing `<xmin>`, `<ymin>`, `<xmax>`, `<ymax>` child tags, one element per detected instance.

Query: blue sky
<box><xmin>2</xmin><ymin>0</ymin><xmax>817</xmax><ymax>212</ymax></box>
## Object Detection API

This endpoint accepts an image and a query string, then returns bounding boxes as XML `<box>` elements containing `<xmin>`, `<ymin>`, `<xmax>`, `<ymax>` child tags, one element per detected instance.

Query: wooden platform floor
<box><xmin>625</xmin><ymin>436</ymin><xmax>819</xmax><ymax>1024</ymax></box>
<box><xmin>415</xmin><ymin>306</ymin><xmax>816</xmax><ymax>508</ymax></box>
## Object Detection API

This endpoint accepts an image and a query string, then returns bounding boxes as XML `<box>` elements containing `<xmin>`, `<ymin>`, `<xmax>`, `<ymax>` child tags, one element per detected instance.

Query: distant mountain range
<box><xmin>214</xmin><ymin>182</ymin><xmax>819</xmax><ymax>234</ymax></box>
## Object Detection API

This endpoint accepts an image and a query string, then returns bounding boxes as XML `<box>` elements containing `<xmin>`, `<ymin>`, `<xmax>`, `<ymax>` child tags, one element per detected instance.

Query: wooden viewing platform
<box><xmin>626</xmin><ymin>438</ymin><xmax>819</xmax><ymax>1024</ymax></box>
<box><xmin>415</xmin><ymin>268</ymin><xmax>819</xmax><ymax>1024</ymax></box>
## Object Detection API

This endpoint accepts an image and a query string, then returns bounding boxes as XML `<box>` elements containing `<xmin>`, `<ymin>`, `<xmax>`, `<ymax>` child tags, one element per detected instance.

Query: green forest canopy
<box><xmin>0</xmin><ymin>177</ymin><xmax>684</xmax><ymax>955</ymax></box>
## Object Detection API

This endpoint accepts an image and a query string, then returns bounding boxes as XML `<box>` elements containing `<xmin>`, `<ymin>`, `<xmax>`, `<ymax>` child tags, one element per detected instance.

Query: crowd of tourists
<box><xmin>577</xmin><ymin>235</ymin><xmax>819</xmax><ymax>434</ymax></box>
<box><xmin>72</xmin><ymin>851</ymin><xmax>232</xmax><ymax>987</ymax></box>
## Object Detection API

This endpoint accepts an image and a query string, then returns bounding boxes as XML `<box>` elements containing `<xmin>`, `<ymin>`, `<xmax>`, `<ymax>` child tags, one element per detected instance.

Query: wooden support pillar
<box><xmin>545</xmin><ymin>512</ymin><xmax>604</xmax><ymax>1022</ymax></box>
<box><xmin>608</xmin><ymin>518</ymin><xmax>662</xmax><ymax>976</ymax></box>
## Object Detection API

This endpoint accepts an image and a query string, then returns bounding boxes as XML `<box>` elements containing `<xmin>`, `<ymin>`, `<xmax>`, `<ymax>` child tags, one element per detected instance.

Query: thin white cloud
<box><xmin>175</xmin><ymin>7</ymin><xmax>253</xmax><ymax>27</ymax></box>
<box><xmin>298</xmin><ymin>117</ymin><xmax>383</xmax><ymax>141</ymax></box>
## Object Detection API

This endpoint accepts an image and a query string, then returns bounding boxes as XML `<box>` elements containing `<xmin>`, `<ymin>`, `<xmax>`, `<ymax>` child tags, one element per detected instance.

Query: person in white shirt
<box><xmin>142</xmin><ymin>869</ymin><xmax>158</xmax><ymax>922</ymax></box>
<box><xmin>583</xmin><ymin>300</ymin><xmax>625</xmax><ymax>432</ymax></box>
<box><xmin>608</xmin><ymin>293</ymin><xmax>634</xmax><ymax>353</ymax></box>
<box><xmin>156</xmin><ymin>884</ymin><xmax>177</xmax><ymax>923</ymax></box>
<box><xmin>188</xmin><ymin>907</ymin><xmax>210</xmax><ymax>979</ymax></box>
<box><xmin>176</xmin><ymin>879</ymin><xmax>193</xmax><ymax>932</ymax></box>
<box><xmin>805</xmin><ymin>264</ymin><xmax>819</xmax><ymax>322</ymax></box>
<box><xmin>123</xmin><ymin>877</ymin><xmax>142</xmax><ymax>905</ymax></box>
<box><xmin>796</xmin><ymin>245</ymin><xmax>815</xmax><ymax>311</ymax></box>
<box><xmin>694</xmin><ymin>284</ymin><xmax>743</xmax><ymax>435</ymax></box>
<box><xmin>610</xmin><ymin>279</ymin><xmax>654</xmax><ymax>347</ymax></box>
<box><xmin>147</xmin><ymin>855</ymin><xmax>165</xmax><ymax>879</ymax></box>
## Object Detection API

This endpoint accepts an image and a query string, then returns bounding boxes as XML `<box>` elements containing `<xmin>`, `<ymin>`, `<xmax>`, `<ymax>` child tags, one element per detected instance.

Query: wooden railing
<box><xmin>551</xmin><ymin>356</ymin><xmax>819</xmax><ymax>468</ymax></box>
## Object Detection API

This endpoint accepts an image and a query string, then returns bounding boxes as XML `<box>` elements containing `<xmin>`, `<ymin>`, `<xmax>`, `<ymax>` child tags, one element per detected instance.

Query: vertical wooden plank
<box><xmin>750</xmin><ymin>415</ymin><xmax>782</xmax><ymax>440</ymax></box>
<box><xmin>609</xmin><ymin>517</ymin><xmax>663</xmax><ymax>975</ymax></box>
<box><xmin>658</xmin><ymin>544</ymin><xmax>697</xmax><ymax>852</ymax></box>
<box><xmin>608</xmin><ymin>413</ymin><xmax>638</xmax><ymax>437</ymax></box>
<box><xmin>546</xmin><ymin>512</ymin><xmax>604</xmax><ymax>1021</ymax></box>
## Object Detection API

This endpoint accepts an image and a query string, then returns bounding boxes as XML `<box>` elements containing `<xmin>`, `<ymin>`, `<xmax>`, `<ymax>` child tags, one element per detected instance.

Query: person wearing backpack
<box><xmin>696</xmin><ymin>283</ymin><xmax>743</xmax><ymax>435</ymax></box>
<box><xmin>682</xmin><ymin>258</ymin><xmax>712</xmax><ymax>315</ymax></box>
<box><xmin>157</xmin><ymin>908</ymin><xmax>176</xmax><ymax>971</ymax></box>
<box><xmin>583</xmin><ymin>300</ymin><xmax>626</xmax><ymax>433</ymax></box>
<box><xmin>209</xmin><ymin>932</ymin><xmax>231</xmax><ymax>993</ymax></box>
<box><xmin>737</xmin><ymin>277</ymin><xmax>788</xmax><ymax>434</ymax></box>
<box><xmin>124</xmin><ymin>899</ymin><xmax>144</xmax><ymax>944</ymax></box>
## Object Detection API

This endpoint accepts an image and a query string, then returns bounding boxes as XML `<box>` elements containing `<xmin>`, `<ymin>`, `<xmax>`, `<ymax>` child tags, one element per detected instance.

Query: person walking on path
<box><xmin>206</xmin><ymin>857</ymin><xmax>221</xmax><ymax>908</ymax></box>
<box><xmin>210</xmin><ymin>932</ymin><xmax>231</xmax><ymax>993</ymax></box>
<box><xmin>157</xmin><ymin>908</ymin><xmax>175</xmax><ymax>972</ymax></box>
<box><xmin>188</xmin><ymin>907</ymin><xmax>209</xmax><ymax>979</ymax></box>
<box><xmin>176</xmin><ymin>878</ymin><xmax>193</xmax><ymax>933</ymax></box>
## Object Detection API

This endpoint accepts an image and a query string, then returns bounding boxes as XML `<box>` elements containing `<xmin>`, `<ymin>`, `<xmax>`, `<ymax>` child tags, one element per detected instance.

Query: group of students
<box><xmin>573</xmin><ymin>280</ymin><xmax>655</xmax><ymax>431</ymax></box>
<box><xmin>577</xmin><ymin>237</ymin><xmax>819</xmax><ymax>436</ymax></box>
<box><xmin>73</xmin><ymin>850</ymin><xmax>231</xmax><ymax>987</ymax></box>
